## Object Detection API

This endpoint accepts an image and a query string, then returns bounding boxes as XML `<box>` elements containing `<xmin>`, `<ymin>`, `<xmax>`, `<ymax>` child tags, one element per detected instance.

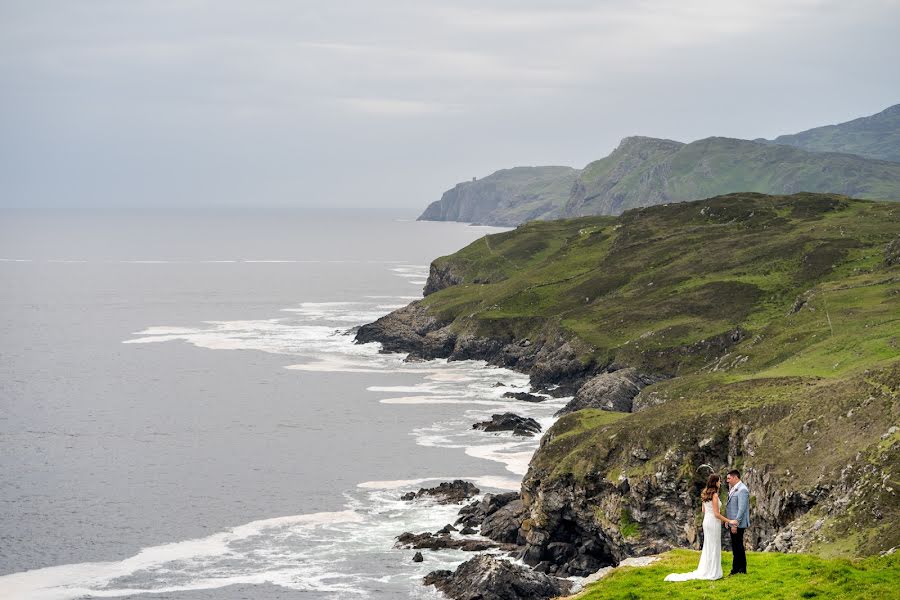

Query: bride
<box><xmin>664</xmin><ymin>474</ymin><xmax>737</xmax><ymax>581</ymax></box>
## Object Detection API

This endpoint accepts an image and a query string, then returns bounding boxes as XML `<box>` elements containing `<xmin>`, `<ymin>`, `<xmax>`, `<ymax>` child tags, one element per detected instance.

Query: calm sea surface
<box><xmin>0</xmin><ymin>210</ymin><xmax>568</xmax><ymax>599</ymax></box>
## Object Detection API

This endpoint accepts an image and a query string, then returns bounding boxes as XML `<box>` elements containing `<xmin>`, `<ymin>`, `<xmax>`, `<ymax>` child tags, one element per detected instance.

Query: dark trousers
<box><xmin>729</xmin><ymin>527</ymin><xmax>747</xmax><ymax>574</ymax></box>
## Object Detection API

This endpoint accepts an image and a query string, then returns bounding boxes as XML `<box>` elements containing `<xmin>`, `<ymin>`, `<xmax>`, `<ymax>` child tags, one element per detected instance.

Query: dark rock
<box><xmin>437</xmin><ymin>524</ymin><xmax>458</xmax><ymax>534</ymax></box>
<box><xmin>493</xmin><ymin>381</ymin><xmax>506</xmax><ymax>387</ymax></box>
<box><xmin>473</xmin><ymin>413</ymin><xmax>542</xmax><ymax>437</ymax></box>
<box><xmin>424</xmin><ymin>262</ymin><xmax>465</xmax><ymax>296</ymax></box>
<box><xmin>412</xmin><ymin>551</ymin><xmax>424</xmax><ymax>563</ymax></box>
<box><xmin>556</xmin><ymin>368</ymin><xmax>661</xmax><ymax>415</ymax></box>
<box><xmin>480</xmin><ymin>499</ymin><xmax>527</xmax><ymax>544</ymax></box>
<box><xmin>503</xmin><ymin>391</ymin><xmax>547</xmax><ymax>403</ymax></box>
<box><xmin>400</xmin><ymin>480</ymin><xmax>480</xmax><ymax>504</ymax></box>
<box><xmin>423</xmin><ymin>569</ymin><xmax>452</xmax><ymax>587</ymax></box>
<box><xmin>396</xmin><ymin>531</ymin><xmax>500</xmax><ymax>552</ymax></box>
<box><xmin>460</xmin><ymin>526</ymin><xmax>477</xmax><ymax>535</ymax></box>
<box><xmin>355</xmin><ymin>302</ymin><xmax>597</xmax><ymax>395</ymax></box>
<box><xmin>423</xmin><ymin>554</ymin><xmax>573</xmax><ymax>600</ymax></box>
<box><xmin>455</xmin><ymin>492</ymin><xmax>519</xmax><ymax>528</ymax></box>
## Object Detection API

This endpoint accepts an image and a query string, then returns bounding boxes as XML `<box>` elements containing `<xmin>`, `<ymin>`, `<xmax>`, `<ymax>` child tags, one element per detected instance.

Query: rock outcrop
<box><xmin>455</xmin><ymin>492</ymin><xmax>520</xmax><ymax>529</ymax></box>
<box><xmin>556</xmin><ymin>368</ymin><xmax>661</xmax><ymax>415</ymax></box>
<box><xmin>503</xmin><ymin>391</ymin><xmax>547</xmax><ymax>402</ymax></box>
<box><xmin>356</xmin><ymin>308</ymin><xmax>598</xmax><ymax>396</ymax></box>
<box><xmin>396</xmin><ymin>531</ymin><xmax>500</xmax><ymax>552</ymax></box>
<box><xmin>400</xmin><ymin>480</ymin><xmax>480</xmax><ymax>504</ymax></box>
<box><xmin>473</xmin><ymin>413</ymin><xmax>542</xmax><ymax>437</ymax></box>
<box><xmin>423</xmin><ymin>554</ymin><xmax>573</xmax><ymax>600</ymax></box>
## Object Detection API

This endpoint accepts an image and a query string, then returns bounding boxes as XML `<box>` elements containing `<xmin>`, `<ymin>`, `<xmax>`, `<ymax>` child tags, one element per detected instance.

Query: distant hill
<box><xmin>762</xmin><ymin>103</ymin><xmax>900</xmax><ymax>162</ymax></box>
<box><xmin>417</xmin><ymin>166</ymin><xmax>577</xmax><ymax>226</ymax></box>
<box><xmin>563</xmin><ymin>135</ymin><xmax>900</xmax><ymax>217</ymax></box>
<box><xmin>419</xmin><ymin>104</ymin><xmax>900</xmax><ymax>226</ymax></box>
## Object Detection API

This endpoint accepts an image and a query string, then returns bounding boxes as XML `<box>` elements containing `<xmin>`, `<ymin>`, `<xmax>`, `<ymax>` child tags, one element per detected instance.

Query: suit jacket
<box><xmin>726</xmin><ymin>482</ymin><xmax>750</xmax><ymax>528</ymax></box>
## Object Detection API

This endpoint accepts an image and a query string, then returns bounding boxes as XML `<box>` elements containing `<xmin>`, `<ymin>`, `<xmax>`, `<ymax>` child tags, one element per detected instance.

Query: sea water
<box><xmin>0</xmin><ymin>209</ymin><xmax>569</xmax><ymax>599</ymax></box>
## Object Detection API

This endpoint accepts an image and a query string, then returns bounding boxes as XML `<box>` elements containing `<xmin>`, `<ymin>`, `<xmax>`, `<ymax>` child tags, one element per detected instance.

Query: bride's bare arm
<box><xmin>712</xmin><ymin>495</ymin><xmax>737</xmax><ymax>525</ymax></box>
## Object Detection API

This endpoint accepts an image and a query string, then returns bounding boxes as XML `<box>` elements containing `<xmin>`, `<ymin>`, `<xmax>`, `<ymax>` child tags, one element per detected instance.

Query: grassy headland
<box><xmin>416</xmin><ymin>192</ymin><xmax>899</xmax><ymax>558</ymax></box>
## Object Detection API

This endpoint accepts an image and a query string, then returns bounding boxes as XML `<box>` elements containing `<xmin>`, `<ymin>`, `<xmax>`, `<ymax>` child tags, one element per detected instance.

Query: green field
<box><xmin>574</xmin><ymin>550</ymin><xmax>899</xmax><ymax>600</ymax></box>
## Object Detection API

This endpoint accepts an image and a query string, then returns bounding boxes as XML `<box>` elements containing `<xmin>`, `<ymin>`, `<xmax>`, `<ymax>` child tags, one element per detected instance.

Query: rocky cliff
<box><xmin>417</xmin><ymin>166</ymin><xmax>577</xmax><ymax>226</ymax></box>
<box><xmin>360</xmin><ymin>193</ymin><xmax>900</xmax><ymax>575</ymax></box>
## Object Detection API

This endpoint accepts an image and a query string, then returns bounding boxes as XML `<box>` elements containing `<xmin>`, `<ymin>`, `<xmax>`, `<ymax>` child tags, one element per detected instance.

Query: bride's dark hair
<box><xmin>700</xmin><ymin>474</ymin><xmax>720</xmax><ymax>502</ymax></box>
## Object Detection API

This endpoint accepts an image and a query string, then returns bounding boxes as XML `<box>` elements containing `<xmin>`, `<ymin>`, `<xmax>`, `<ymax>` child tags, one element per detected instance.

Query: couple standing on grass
<box><xmin>664</xmin><ymin>470</ymin><xmax>750</xmax><ymax>582</ymax></box>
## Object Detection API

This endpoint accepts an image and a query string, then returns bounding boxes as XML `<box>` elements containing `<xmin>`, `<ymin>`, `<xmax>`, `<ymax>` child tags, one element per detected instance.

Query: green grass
<box><xmin>575</xmin><ymin>550</ymin><xmax>900</xmax><ymax>600</ymax></box>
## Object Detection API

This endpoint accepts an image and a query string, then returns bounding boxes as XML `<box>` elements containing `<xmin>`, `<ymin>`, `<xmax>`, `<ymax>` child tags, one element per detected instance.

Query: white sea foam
<box><xmin>0</xmin><ymin>510</ymin><xmax>366</xmax><ymax>600</ymax></box>
<box><xmin>106</xmin><ymin>284</ymin><xmax>563</xmax><ymax>597</ymax></box>
<box><xmin>380</xmin><ymin>396</ymin><xmax>508</xmax><ymax>406</ymax></box>
<box><xmin>470</xmin><ymin>475</ymin><xmax>522</xmax><ymax>491</ymax></box>
<box><xmin>465</xmin><ymin>444</ymin><xmax>535</xmax><ymax>476</ymax></box>
<box><xmin>424</xmin><ymin>372</ymin><xmax>474</xmax><ymax>382</ymax></box>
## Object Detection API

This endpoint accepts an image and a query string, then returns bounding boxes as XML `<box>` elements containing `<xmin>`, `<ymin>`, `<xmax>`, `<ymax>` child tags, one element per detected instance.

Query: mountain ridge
<box><xmin>418</xmin><ymin>104</ymin><xmax>900</xmax><ymax>226</ymax></box>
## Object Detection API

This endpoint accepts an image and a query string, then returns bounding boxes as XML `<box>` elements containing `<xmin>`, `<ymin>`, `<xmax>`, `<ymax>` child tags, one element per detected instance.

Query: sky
<box><xmin>1</xmin><ymin>0</ymin><xmax>899</xmax><ymax>211</ymax></box>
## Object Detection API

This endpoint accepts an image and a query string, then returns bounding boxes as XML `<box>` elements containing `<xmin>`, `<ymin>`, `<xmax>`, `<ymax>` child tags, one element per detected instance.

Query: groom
<box><xmin>725</xmin><ymin>469</ymin><xmax>750</xmax><ymax>575</ymax></box>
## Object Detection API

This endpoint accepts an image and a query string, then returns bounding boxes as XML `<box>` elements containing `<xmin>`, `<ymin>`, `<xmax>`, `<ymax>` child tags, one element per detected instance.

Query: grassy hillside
<box><xmin>418</xmin><ymin>193</ymin><xmax>900</xmax><ymax>558</ymax></box>
<box><xmin>564</xmin><ymin>137</ymin><xmax>900</xmax><ymax>218</ymax></box>
<box><xmin>424</xmin><ymin>193</ymin><xmax>898</xmax><ymax>377</ymax></box>
<box><xmin>765</xmin><ymin>103</ymin><xmax>900</xmax><ymax>163</ymax></box>
<box><xmin>573</xmin><ymin>550</ymin><xmax>899</xmax><ymax>600</ymax></box>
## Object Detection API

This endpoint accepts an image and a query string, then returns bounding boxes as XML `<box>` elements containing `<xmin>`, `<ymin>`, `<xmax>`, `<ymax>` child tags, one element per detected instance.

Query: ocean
<box><xmin>0</xmin><ymin>209</ymin><xmax>569</xmax><ymax>599</ymax></box>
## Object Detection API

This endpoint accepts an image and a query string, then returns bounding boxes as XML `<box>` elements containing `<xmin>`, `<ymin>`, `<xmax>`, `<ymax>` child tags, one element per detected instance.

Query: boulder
<box><xmin>400</xmin><ymin>480</ymin><xmax>480</xmax><ymax>504</ymax></box>
<box><xmin>423</xmin><ymin>554</ymin><xmax>573</xmax><ymax>600</ymax></box>
<box><xmin>396</xmin><ymin>531</ymin><xmax>500</xmax><ymax>552</ymax></box>
<box><xmin>503</xmin><ymin>391</ymin><xmax>547</xmax><ymax>403</ymax></box>
<box><xmin>473</xmin><ymin>413</ymin><xmax>542</xmax><ymax>437</ymax></box>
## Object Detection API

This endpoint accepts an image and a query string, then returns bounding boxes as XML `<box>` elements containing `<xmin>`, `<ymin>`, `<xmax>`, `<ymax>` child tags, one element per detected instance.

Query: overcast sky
<box><xmin>2</xmin><ymin>0</ymin><xmax>899</xmax><ymax>211</ymax></box>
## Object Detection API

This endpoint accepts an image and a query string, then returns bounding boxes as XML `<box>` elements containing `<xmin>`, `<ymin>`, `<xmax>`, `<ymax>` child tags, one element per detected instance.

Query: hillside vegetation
<box><xmin>413</xmin><ymin>193</ymin><xmax>899</xmax><ymax>560</ymax></box>
<box><xmin>563</xmin><ymin>136</ymin><xmax>900</xmax><ymax>218</ymax></box>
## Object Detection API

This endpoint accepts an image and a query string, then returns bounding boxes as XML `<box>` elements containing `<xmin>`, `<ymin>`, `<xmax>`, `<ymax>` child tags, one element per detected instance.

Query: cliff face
<box><xmin>359</xmin><ymin>193</ymin><xmax>900</xmax><ymax>572</ymax></box>
<box><xmin>520</xmin><ymin>368</ymin><xmax>899</xmax><ymax>575</ymax></box>
<box><xmin>417</xmin><ymin>166</ymin><xmax>578</xmax><ymax>226</ymax></box>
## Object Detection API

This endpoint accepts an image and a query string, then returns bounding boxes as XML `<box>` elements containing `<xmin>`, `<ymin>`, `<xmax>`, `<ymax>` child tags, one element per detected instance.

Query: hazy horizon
<box><xmin>2</xmin><ymin>1</ymin><xmax>899</xmax><ymax>210</ymax></box>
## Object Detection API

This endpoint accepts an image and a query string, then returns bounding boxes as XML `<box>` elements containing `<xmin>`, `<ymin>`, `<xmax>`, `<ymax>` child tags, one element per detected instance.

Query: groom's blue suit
<box><xmin>726</xmin><ymin>481</ymin><xmax>750</xmax><ymax>574</ymax></box>
<box><xmin>726</xmin><ymin>482</ymin><xmax>750</xmax><ymax>528</ymax></box>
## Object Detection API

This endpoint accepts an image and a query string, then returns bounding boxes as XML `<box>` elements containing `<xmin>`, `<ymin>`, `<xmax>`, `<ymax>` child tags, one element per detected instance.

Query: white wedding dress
<box><xmin>664</xmin><ymin>496</ymin><xmax>723</xmax><ymax>581</ymax></box>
